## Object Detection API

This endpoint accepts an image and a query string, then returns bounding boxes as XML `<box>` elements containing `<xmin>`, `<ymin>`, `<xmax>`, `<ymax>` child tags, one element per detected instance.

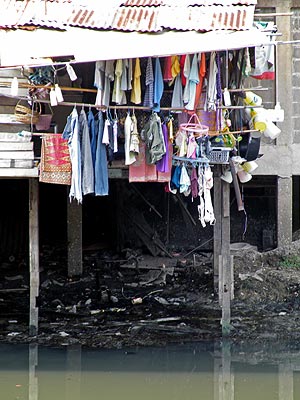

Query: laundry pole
<box><xmin>213</xmin><ymin>166</ymin><xmax>233</xmax><ymax>334</ymax></box>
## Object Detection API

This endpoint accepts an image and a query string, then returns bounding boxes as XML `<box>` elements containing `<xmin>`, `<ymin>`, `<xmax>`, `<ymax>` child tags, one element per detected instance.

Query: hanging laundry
<box><xmin>156</xmin><ymin>123</ymin><xmax>170</xmax><ymax>173</ymax></box>
<box><xmin>39</xmin><ymin>134</ymin><xmax>71</xmax><ymax>185</ymax></box>
<box><xmin>203</xmin><ymin>166</ymin><xmax>216</xmax><ymax>225</ymax></box>
<box><xmin>141</xmin><ymin>112</ymin><xmax>166</xmax><ymax>164</ymax></box>
<box><xmin>79</xmin><ymin>109</ymin><xmax>94</xmax><ymax>196</ymax></box>
<box><xmin>186</xmin><ymin>132</ymin><xmax>197</xmax><ymax>159</ymax></box>
<box><xmin>121</xmin><ymin>58</ymin><xmax>129</xmax><ymax>91</ymax></box>
<box><xmin>112</xmin><ymin>59</ymin><xmax>127</xmax><ymax>105</ymax></box>
<box><xmin>167</xmin><ymin>116</ymin><xmax>174</xmax><ymax>142</ymax></box>
<box><xmin>129</xmin><ymin>142</ymin><xmax>157</xmax><ymax>183</ymax></box>
<box><xmin>183</xmin><ymin>54</ymin><xmax>191</xmax><ymax>103</ymax></box>
<box><xmin>103</xmin><ymin>60</ymin><xmax>115</xmax><ymax>108</ymax></box>
<box><xmin>153</xmin><ymin>58</ymin><xmax>164</xmax><ymax>112</ymax></box>
<box><xmin>185</xmin><ymin>54</ymin><xmax>200</xmax><ymax>111</ymax></box>
<box><xmin>94</xmin><ymin>111</ymin><xmax>109</xmax><ymax>196</ymax></box>
<box><xmin>124</xmin><ymin>112</ymin><xmax>137</xmax><ymax>165</ymax></box>
<box><xmin>88</xmin><ymin>109</ymin><xmax>97</xmax><ymax>169</ymax></box>
<box><xmin>171</xmin><ymin>74</ymin><xmax>183</xmax><ymax>109</ymax></box>
<box><xmin>102</xmin><ymin>116</ymin><xmax>114</xmax><ymax>163</ymax></box>
<box><xmin>62</xmin><ymin>107</ymin><xmax>82</xmax><ymax>203</ymax></box>
<box><xmin>250</xmin><ymin>43</ymin><xmax>275</xmax><ymax>80</ymax></box>
<box><xmin>170</xmin><ymin>164</ymin><xmax>182</xmax><ymax>190</ymax></box>
<box><xmin>179</xmin><ymin>163</ymin><xmax>191</xmax><ymax>196</ymax></box>
<box><xmin>112</xmin><ymin>118</ymin><xmax>119</xmax><ymax>153</ymax></box>
<box><xmin>163</xmin><ymin>56</ymin><xmax>173</xmax><ymax>82</ymax></box>
<box><xmin>130</xmin><ymin>113</ymin><xmax>140</xmax><ymax>155</ymax></box>
<box><xmin>190</xmin><ymin>167</ymin><xmax>199</xmax><ymax>199</ymax></box>
<box><xmin>206</xmin><ymin>52</ymin><xmax>218</xmax><ymax>111</ymax></box>
<box><xmin>143</xmin><ymin>57</ymin><xmax>154</xmax><ymax>108</ymax></box>
<box><xmin>127</xmin><ymin>58</ymin><xmax>133</xmax><ymax>90</ymax></box>
<box><xmin>171</xmin><ymin>55</ymin><xmax>180</xmax><ymax>80</ymax></box>
<box><xmin>94</xmin><ymin>60</ymin><xmax>105</xmax><ymax>107</ymax></box>
<box><xmin>180</xmin><ymin>55</ymin><xmax>187</xmax><ymax>86</ymax></box>
<box><xmin>193</xmin><ymin>52</ymin><xmax>206</xmax><ymax>111</ymax></box>
<box><xmin>197</xmin><ymin>165</ymin><xmax>205</xmax><ymax>227</ymax></box>
<box><xmin>130</xmin><ymin>58</ymin><xmax>142</xmax><ymax>104</ymax></box>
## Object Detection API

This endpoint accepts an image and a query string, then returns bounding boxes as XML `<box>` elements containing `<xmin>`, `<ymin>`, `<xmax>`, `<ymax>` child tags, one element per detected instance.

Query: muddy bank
<box><xmin>1</xmin><ymin>241</ymin><xmax>300</xmax><ymax>348</ymax></box>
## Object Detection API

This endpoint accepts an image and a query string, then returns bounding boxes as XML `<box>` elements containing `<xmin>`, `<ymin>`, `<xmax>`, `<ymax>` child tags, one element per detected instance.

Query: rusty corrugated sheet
<box><xmin>0</xmin><ymin>0</ymin><xmax>257</xmax><ymax>32</ymax></box>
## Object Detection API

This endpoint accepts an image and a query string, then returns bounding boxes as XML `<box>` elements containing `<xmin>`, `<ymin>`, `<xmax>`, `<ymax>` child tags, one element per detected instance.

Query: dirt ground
<box><xmin>1</xmin><ymin>240</ymin><xmax>300</xmax><ymax>349</ymax></box>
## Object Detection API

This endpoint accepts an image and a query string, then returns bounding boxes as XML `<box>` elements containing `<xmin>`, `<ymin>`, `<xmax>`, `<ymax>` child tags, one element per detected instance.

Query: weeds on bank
<box><xmin>280</xmin><ymin>255</ymin><xmax>300</xmax><ymax>270</ymax></box>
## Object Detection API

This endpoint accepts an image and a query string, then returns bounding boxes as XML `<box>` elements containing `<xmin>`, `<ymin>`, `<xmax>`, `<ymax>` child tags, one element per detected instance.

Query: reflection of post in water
<box><xmin>214</xmin><ymin>340</ymin><xmax>234</xmax><ymax>400</ymax></box>
<box><xmin>29</xmin><ymin>344</ymin><xmax>38</xmax><ymax>400</ymax></box>
<box><xmin>278</xmin><ymin>361</ymin><xmax>293</xmax><ymax>400</ymax></box>
<box><xmin>65</xmin><ymin>345</ymin><xmax>82</xmax><ymax>400</ymax></box>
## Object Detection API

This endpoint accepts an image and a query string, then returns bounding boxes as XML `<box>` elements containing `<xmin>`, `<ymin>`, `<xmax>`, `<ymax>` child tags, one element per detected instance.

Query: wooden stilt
<box><xmin>220</xmin><ymin>180</ymin><xmax>232</xmax><ymax>334</ymax></box>
<box><xmin>213</xmin><ymin>166</ymin><xmax>233</xmax><ymax>334</ymax></box>
<box><xmin>213</xmin><ymin>166</ymin><xmax>222</xmax><ymax>293</ymax></box>
<box><xmin>67</xmin><ymin>200</ymin><xmax>82</xmax><ymax>277</ymax></box>
<box><xmin>29</xmin><ymin>178</ymin><xmax>39</xmax><ymax>336</ymax></box>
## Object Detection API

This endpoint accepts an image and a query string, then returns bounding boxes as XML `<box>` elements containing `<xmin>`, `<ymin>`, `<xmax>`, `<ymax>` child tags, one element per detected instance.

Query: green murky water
<box><xmin>1</xmin><ymin>341</ymin><xmax>300</xmax><ymax>400</ymax></box>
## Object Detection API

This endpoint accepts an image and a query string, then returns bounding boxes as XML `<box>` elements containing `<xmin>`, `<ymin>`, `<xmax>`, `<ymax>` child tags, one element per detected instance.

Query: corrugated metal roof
<box><xmin>0</xmin><ymin>0</ymin><xmax>257</xmax><ymax>32</ymax></box>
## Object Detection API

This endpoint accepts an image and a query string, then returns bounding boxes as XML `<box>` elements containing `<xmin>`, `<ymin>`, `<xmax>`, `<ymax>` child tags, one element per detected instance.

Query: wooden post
<box><xmin>213</xmin><ymin>166</ymin><xmax>222</xmax><ymax>292</ymax></box>
<box><xmin>214</xmin><ymin>166</ymin><xmax>233</xmax><ymax>334</ymax></box>
<box><xmin>67</xmin><ymin>200</ymin><xmax>82</xmax><ymax>277</ymax></box>
<box><xmin>220</xmin><ymin>180</ymin><xmax>232</xmax><ymax>334</ymax></box>
<box><xmin>29</xmin><ymin>179</ymin><xmax>39</xmax><ymax>335</ymax></box>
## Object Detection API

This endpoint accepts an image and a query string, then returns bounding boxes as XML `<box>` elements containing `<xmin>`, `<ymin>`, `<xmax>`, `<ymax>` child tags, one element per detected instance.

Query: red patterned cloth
<box><xmin>39</xmin><ymin>134</ymin><xmax>71</xmax><ymax>185</ymax></box>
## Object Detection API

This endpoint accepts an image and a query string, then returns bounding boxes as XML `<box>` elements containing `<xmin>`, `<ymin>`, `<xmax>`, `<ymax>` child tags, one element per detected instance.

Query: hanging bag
<box><xmin>14</xmin><ymin>100</ymin><xmax>41</xmax><ymax>125</ymax></box>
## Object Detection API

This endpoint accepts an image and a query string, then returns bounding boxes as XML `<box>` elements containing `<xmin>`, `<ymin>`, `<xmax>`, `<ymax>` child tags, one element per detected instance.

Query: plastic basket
<box><xmin>208</xmin><ymin>148</ymin><xmax>231</xmax><ymax>163</ymax></box>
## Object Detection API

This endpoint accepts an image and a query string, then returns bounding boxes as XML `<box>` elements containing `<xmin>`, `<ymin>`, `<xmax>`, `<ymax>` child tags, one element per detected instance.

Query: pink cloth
<box><xmin>129</xmin><ymin>142</ymin><xmax>172</xmax><ymax>183</ymax></box>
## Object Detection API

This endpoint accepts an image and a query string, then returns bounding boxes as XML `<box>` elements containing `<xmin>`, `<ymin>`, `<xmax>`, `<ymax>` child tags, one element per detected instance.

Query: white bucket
<box><xmin>263</xmin><ymin>120</ymin><xmax>281</xmax><ymax>140</ymax></box>
<box><xmin>237</xmin><ymin>169</ymin><xmax>252</xmax><ymax>183</ymax></box>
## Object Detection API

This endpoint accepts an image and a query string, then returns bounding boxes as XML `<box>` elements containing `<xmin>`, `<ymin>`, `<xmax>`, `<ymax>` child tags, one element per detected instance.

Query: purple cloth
<box><xmin>156</xmin><ymin>123</ymin><xmax>169</xmax><ymax>173</ymax></box>
<box><xmin>191</xmin><ymin>167</ymin><xmax>199</xmax><ymax>198</ymax></box>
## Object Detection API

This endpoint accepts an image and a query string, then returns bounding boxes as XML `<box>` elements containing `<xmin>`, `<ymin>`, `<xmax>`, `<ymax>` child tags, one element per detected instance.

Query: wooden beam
<box><xmin>0</xmin><ymin>168</ymin><xmax>38</xmax><ymax>177</ymax></box>
<box><xmin>0</xmin><ymin>142</ymin><xmax>33</xmax><ymax>150</ymax></box>
<box><xmin>29</xmin><ymin>178</ymin><xmax>39</xmax><ymax>335</ymax></box>
<box><xmin>67</xmin><ymin>200</ymin><xmax>83</xmax><ymax>277</ymax></box>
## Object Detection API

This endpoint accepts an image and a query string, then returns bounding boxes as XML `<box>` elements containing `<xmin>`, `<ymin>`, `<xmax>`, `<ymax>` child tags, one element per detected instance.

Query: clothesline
<box><xmin>0</xmin><ymin>80</ymin><xmax>268</xmax><ymax>95</ymax></box>
<box><xmin>0</xmin><ymin>93</ymin><xmax>264</xmax><ymax>113</ymax></box>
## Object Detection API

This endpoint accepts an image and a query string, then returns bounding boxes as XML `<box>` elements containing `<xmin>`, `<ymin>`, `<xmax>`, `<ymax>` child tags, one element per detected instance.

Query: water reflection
<box><xmin>1</xmin><ymin>340</ymin><xmax>300</xmax><ymax>399</ymax></box>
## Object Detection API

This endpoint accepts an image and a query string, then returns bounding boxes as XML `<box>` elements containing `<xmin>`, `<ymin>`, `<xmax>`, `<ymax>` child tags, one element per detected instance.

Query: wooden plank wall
<box><xmin>0</xmin><ymin>68</ymin><xmax>38</xmax><ymax>177</ymax></box>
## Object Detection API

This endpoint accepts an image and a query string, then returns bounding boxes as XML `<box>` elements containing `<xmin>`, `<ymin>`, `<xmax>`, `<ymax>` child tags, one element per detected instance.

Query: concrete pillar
<box><xmin>277</xmin><ymin>176</ymin><xmax>293</xmax><ymax>246</ymax></box>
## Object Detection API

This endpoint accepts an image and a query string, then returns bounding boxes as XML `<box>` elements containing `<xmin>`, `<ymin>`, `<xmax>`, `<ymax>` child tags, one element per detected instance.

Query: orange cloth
<box><xmin>193</xmin><ymin>53</ymin><xmax>206</xmax><ymax>112</ymax></box>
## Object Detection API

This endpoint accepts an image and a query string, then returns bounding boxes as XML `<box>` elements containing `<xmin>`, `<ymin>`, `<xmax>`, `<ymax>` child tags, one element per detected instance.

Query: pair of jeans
<box><xmin>94</xmin><ymin>111</ymin><xmax>109</xmax><ymax>196</ymax></box>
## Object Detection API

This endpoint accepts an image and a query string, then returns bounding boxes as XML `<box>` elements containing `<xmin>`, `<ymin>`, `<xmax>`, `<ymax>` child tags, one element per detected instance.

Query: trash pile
<box><xmin>2</xmin><ymin>241</ymin><xmax>300</xmax><ymax>348</ymax></box>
